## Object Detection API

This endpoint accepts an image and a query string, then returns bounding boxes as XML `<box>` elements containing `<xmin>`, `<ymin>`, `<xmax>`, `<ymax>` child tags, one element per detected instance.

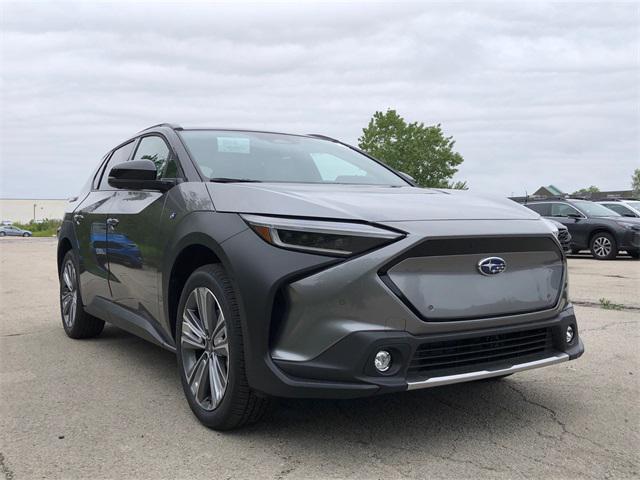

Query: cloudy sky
<box><xmin>1</xmin><ymin>0</ymin><xmax>638</xmax><ymax>198</ymax></box>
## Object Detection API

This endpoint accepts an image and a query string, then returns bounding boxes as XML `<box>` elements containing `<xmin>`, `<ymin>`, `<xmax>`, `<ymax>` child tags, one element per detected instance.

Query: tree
<box><xmin>358</xmin><ymin>109</ymin><xmax>465</xmax><ymax>188</ymax></box>
<box><xmin>632</xmin><ymin>169</ymin><xmax>640</xmax><ymax>195</ymax></box>
<box><xmin>572</xmin><ymin>185</ymin><xmax>600</xmax><ymax>196</ymax></box>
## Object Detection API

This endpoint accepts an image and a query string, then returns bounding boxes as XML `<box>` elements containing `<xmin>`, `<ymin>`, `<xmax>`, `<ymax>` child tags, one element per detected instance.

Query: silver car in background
<box><xmin>0</xmin><ymin>225</ymin><xmax>32</xmax><ymax>237</ymax></box>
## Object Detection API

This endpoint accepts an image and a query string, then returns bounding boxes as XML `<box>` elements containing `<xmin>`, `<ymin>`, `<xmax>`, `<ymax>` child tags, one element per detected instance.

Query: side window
<box><xmin>99</xmin><ymin>141</ymin><xmax>135</xmax><ymax>190</ymax></box>
<box><xmin>526</xmin><ymin>203</ymin><xmax>551</xmax><ymax>216</ymax></box>
<box><xmin>310</xmin><ymin>153</ymin><xmax>367</xmax><ymax>182</ymax></box>
<box><xmin>132</xmin><ymin>136</ymin><xmax>178</xmax><ymax>179</ymax></box>
<box><xmin>602</xmin><ymin>204</ymin><xmax>629</xmax><ymax>215</ymax></box>
<box><xmin>551</xmin><ymin>203</ymin><xmax>581</xmax><ymax>217</ymax></box>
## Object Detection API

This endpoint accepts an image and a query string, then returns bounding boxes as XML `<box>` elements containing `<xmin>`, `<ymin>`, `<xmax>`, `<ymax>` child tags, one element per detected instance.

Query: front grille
<box><xmin>408</xmin><ymin>328</ymin><xmax>553</xmax><ymax>379</ymax></box>
<box><xmin>558</xmin><ymin>229</ymin><xmax>571</xmax><ymax>251</ymax></box>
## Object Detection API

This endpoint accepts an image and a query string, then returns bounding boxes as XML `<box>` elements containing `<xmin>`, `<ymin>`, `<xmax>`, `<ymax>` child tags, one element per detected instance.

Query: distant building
<box><xmin>574</xmin><ymin>190</ymin><xmax>637</xmax><ymax>200</ymax></box>
<box><xmin>0</xmin><ymin>198</ymin><xmax>68</xmax><ymax>223</ymax></box>
<box><xmin>510</xmin><ymin>185</ymin><xmax>637</xmax><ymax>203</ymax></box>
<box><xmin>532</xmin><ymin>185</ymin><xmax>566</xmax><ymax>197</ymax></box>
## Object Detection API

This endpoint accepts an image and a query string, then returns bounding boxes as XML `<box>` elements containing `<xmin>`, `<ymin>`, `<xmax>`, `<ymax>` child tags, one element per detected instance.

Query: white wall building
<box><xmin>0</xmin><ymin>198</ymin><xmax>68</xmax><ymax>223</ymax></box>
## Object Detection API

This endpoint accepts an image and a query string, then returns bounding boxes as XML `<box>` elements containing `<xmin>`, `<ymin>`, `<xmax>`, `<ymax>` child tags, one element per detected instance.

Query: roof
<box><xmin>546</xmin><ymin>185</ymin><xmax>565</xmax><ymax>195</ymax></box>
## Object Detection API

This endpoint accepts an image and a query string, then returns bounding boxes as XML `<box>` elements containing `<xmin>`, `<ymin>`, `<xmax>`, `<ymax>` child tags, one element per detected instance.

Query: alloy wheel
<box><xmin>180</xmin><ymin>287</ymin><xmax>229</xmax><ymax>411</ymax></box>
<box><xmin>593</xmin><ymin>236</ymin><xmax>612</xmax><ymax>258</ymax></box>
<box><xmin>61</xmin><ymin>260</ymin><xmax>78</xmax><ymax>328</ymax></box>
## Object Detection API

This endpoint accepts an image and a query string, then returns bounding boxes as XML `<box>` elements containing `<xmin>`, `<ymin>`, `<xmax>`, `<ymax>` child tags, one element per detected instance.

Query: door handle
<box><xmin>73</xmin><ymin>214</ymin><xmax>84</xmax><ymax>225</ymax></box>
<box><xmin>106</xmin><ymin>218</ymin><xmax>119</xmax><ymax>229</ymax></box>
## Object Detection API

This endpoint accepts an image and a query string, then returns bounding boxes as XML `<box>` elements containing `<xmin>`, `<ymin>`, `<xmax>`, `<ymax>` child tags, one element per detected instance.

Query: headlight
<box><xmin>241</xmin><ymin>214</ymin><xmax>404</xmax><ymax>257</ymax></box>
<box><xmin>541</xmin><ymin>218</ymin><xmax>560</xmax><ymax>238</ymax></box>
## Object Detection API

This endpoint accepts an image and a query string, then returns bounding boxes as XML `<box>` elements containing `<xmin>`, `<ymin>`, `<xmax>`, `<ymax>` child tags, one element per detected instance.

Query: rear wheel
<box><xmin>590</xmin><ymin>232</ymin><xmax>617</xmax><ymax>260</ymax></box>
<box><xmin>59</xmin><ymin>251</ymin><xmax>105</xmax><ymax>338</ymax></box>
<box><xmin>0</xmin><ymin>231</ymin><xmax>5</xmax><ymax>237</ymax></box>
<box><xmin>176</xmin><ymin>264</ymin><xmax>270</xmax><ymax>430</ymax></box>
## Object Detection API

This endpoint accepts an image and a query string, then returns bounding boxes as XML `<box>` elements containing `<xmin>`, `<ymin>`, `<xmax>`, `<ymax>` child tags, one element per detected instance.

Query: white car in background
<box><xmin>598</xmin><ymin>200</ymin><xmax>640</xmax><ymax>218</ymax></box>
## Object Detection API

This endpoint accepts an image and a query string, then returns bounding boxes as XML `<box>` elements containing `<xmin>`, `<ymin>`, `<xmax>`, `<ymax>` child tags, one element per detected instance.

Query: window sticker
<box><xmin>217</xmin><ymin>137</ymin><xmax>250</xmax><ymax>154</ymax></box>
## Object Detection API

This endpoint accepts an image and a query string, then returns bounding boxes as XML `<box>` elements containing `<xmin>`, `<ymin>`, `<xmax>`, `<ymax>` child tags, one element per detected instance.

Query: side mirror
<box><xmin>623</xmin><ymin>213</ymin><xmax>638</xmax><ymax>217</ymax></box>
<box><xmin>567</xmin><ymin>213</ymin><xmax>582</xmax><ymax>220</ymax></box>
<box><xmin>108</xmin><ymin>160</ymin><xmax>175</xmax><ymax>191</ymax></box>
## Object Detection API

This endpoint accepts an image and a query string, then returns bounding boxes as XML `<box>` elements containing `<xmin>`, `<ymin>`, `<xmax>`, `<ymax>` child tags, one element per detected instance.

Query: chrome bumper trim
<box><xmin>406</xmin><ymin>353</ymin><xmax>570</xmax><ymax>390</ymax></box>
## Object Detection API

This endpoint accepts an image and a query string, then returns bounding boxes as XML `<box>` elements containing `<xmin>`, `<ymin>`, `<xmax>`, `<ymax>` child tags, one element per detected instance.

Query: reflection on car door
<box><xmin>74</xmin><ymin>192</ymin><xmax>116</xmax><ymax>308</ymax></box>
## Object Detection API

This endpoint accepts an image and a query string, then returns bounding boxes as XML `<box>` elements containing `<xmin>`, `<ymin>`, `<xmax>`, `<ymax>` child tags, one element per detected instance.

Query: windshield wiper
<box><xmin>209</xmin><ymin>177</ymin><xmax>262</xmax><ymax>183</ymax></box>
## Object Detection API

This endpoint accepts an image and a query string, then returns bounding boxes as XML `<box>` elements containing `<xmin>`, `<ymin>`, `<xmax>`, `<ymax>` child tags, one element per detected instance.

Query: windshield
<box><xmin>573</xmin><ymin>200</ymin><xmax>621</xmax><ymax>217</ymax></box>
<box><xmin>179</xmin><ymin>130</ymin><xmax>408</xmax><ymax>186</ymax></box>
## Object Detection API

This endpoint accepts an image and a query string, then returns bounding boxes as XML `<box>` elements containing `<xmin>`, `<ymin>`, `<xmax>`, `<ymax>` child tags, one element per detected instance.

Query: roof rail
<box><xmin>307</xmin><ymin>133</ymin><xmax>341</xmax><ymax>143</ymax></box>
<box><xmin>138</xmin><ymin>123</ymin><xmax>183</xmax><ymax>133</ymax></box>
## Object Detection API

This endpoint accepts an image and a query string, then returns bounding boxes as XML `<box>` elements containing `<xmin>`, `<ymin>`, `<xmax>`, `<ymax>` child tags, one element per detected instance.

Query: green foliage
<box><xmin>599</xmin><ymin>298</ymin><xmax>624</xmax><ymax>311</ymax></box>
<box><xmin>572</xmin><ymin>185</ymin><xmax>600</xmax><ymax>195</ymax></box>
<box><xmin>358</xmin><ymin>109</ymin><xmax>465</xmax><ymax>188</ymax></box>
<box><xmin>13</xmin><ymin>218</ymin><xmax>62</xmax><ymax>237</ymax></box>
<box><xmin>446</xmin><ymin>180</ymin><xmax>469</xmax><ymax>190</ymax></box>
<box><xmin>632</xmin><ymin>169</ymin><xmax>640</xmax><ymax>195</ymax></box>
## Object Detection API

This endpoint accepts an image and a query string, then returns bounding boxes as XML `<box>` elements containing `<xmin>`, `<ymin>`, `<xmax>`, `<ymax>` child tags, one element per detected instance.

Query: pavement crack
<box><xmin>505</xmin><ymin>383</ymin><xmax>634</xmax><ymax>465</ymax></box>
<box><xmin>572</xmin><ymin>300</ymin><xmax>640</xmax><ymax>312</ymax></box>
<box><xmin>0</xmin><ymin>453</ymin><xmax>15</xmax><ymax>480</ymax></box>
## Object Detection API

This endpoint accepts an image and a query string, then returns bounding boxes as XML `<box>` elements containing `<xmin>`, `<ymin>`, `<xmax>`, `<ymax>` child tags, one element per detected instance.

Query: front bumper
<box><xmin>618</xmin><ymin>228</ymin><xmax>640</xmax><ymax>251</ymax></box>
<box><xmin>271</xmin><ymin>305</ymin><xmax>583</xmax><ymax>398</ymax></box>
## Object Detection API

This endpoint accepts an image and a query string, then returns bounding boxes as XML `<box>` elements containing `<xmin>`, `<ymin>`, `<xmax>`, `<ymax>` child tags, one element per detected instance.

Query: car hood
<box><xmin>206</xmin><ymin>183</ymin><xmax>539</xmax><ymax>222</ymax></box>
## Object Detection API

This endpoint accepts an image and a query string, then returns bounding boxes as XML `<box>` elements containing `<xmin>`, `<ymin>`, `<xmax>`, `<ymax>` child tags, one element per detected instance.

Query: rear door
<box><xmin>106</xmin><ymin>134</ymin><xmax>181</xmax><ymax>325</ymax></box>
<box><xmin>75</xmin><ymin>141</ymin><xmax>136</xmax><ymax>309</ymax></box>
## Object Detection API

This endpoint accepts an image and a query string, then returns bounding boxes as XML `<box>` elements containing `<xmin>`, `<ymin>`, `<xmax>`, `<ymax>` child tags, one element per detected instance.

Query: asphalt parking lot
<box><xmin>1</xmin><ymin>238</ymin><xmax>638</xmax><ymax>479</ymax></box>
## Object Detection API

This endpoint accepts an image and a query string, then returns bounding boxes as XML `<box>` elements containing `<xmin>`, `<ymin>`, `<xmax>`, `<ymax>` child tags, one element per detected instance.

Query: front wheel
<box><xmin>22</xmin><ymin>232</ymin><xmax>30</xmax><ymax>237</ymax></box>
<box><xmin>176</xmin><ymin>264</ymin><xmax>270</xmax><ymax>430</ymax></box>
<box><xmin>59</xmin><ymin>251</ymin><xmax>105</xmax><ymax>338</ymax></box>
<box><xmin>590</xmin><ymin>232</ymin><xmax>617</xmax><ymax>260</ymax></box>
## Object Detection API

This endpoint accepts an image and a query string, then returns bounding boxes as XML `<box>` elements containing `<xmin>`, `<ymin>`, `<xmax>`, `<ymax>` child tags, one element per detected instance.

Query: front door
<box><xmin>106</xmin><ymin>134</ymin><xmax>180</xmax><ymax>327</ymax></box>
<box><xmin>75</xmin><ymin>140</ymin><xmax>137</xmax><ymax>309</ymax></box>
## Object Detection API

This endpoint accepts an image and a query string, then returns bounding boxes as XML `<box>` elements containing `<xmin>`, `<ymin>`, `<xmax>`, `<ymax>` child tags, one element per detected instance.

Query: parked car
<box><xmin>0</xmin><ymin>225</ymin><xmax>32</xmax><ymax>237</ymax></box>
<box><xmin>597</xmin><ymin>199</ymin><xmax>640</xmax><ymax>218</ymax></box>
<box><xmin>523</xmin><ymin>199</ymin><xmax>640</xmax><ymax>260</ymax></box>
<box><xmin>57</xmin><ymin>124</ymin><xmax>584</xmax><ymax>430</ymax></box>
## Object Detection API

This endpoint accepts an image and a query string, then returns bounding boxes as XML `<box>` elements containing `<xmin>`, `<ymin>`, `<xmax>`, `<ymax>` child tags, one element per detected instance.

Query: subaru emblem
<box><xmin>478</xmin><ymin>257</ymin><xmax>507</xmax><ymax>276</ymax></box>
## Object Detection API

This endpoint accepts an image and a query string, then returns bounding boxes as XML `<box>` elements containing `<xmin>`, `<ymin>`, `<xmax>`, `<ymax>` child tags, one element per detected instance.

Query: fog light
<box><xmin>374</xmin><ymin>350</ymin><xmax>392</xmax><ymax>372</ymax></box>
<box><xmin>566</xmin><ymin>325</ymin><xmax>575</xmax><ymax>343</ymax></box>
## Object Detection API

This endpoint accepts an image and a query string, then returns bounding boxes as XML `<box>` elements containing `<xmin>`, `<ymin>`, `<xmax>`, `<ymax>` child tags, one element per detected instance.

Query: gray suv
<box><xmin>57</xmin><ymin>124</ymin><xmax>584</xmax><ymax>429</ymax></box>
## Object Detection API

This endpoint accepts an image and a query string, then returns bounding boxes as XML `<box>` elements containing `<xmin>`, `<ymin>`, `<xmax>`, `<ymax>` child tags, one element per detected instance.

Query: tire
<box><xmin>590</xmin><ymin>232</ymin><xmax>617</xmax><ymax>260</ymax></box>
<box><xmin>22</xmin><ymin>232</ymin><xmax>30</xmax><ymax>237</ymax></box>
<box><xmin>59</xmin><ymin>251</ymin><xmax>105</xmax><ymax>338</ymax></box>
<box><xmin>176</xmin><ymin>264</ymin><xmax>270</xmax><ymax>430</ymax></box>
<box><xmin>0</xmin><ymin>232</ymin><xmax>5</xmax><ymax>237</ymax></box>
